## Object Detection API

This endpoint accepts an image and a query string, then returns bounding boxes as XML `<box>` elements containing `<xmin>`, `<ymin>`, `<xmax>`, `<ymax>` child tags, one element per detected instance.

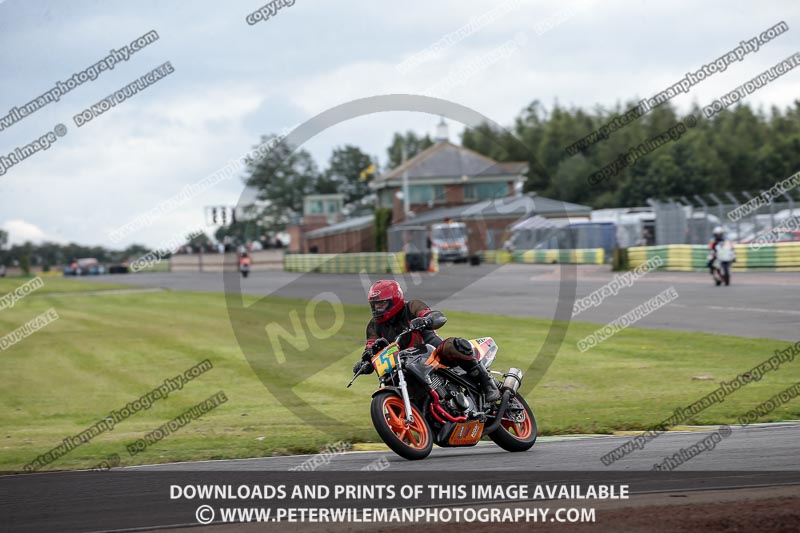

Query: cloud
<box><xmin>1</xmin><ymin>219</ymin><xmax>61</xmax><ymax>246</ymax></box>
<box><xmin>2</xmin><ymin>83</ymin><xmax>265</xmax><ymax>248</ymax></box>
<box><xmin>1</xmin><ymin>0</ymin><xmax>799</xmax><ymax>250</ymax></box>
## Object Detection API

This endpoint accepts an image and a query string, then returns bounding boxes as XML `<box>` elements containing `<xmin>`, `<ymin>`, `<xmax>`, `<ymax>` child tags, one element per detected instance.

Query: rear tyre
<box><xmin>488</xmin><ymin>393</ymin><xmax>537</xmax><ymax>452</ymax></box>
<box><xmin>370</xmin><ymin>391</ymin><xmax>432</xmax><ymax>460</ymax></box>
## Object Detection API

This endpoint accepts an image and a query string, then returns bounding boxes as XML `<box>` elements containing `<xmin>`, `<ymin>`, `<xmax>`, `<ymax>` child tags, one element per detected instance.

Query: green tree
<box><xmin>386</xmin><ymin>131</ymin><xmax>434</xmax><ymax>169</ymax></box>
<box><xmin>19</xmin><ymin>254</ymin><xmax>30</xmax><ymax>276</ymax></box>
<box><xmin>460</xmin><ymin>97</ymin><xmax>800</xmax><ymax>207</ymax></box>
<box><xmin>244</xmin><ymin>134</ymin><xmax>322</xmax><ymax>232</ymax></box>
<box><xmin>322</xmin><ymin>145</ymin><xmax>375</xmax><ymax>205</ymax></box>
<box><xmin>121</xmin><ymin>244</ymin><xmax>150</xmax><ymax>261</ymax></box>
<box><xmin>214</xmin><ymin>218</ymin><xmax>267</xmax><ymax>246</ymax></box>
<box><xmin>373</xmin><ymin>208</ymin><xmax>393</xmax><ymax>252</ymax></box>
<box><xmin>186</xmin><ymin>232</ymin><xmax>212</xmax><ymax>251</ymax></box>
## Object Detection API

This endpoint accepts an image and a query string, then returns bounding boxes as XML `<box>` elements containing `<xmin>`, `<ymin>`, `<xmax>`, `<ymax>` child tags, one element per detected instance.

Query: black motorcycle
<box><xmin>349</xmin><ymin>324</ymin><xmax>537</xmax><ymax>460</ymax></box>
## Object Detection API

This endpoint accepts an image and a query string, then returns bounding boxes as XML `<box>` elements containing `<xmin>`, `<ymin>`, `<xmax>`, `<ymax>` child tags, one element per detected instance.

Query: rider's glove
<box><xmin>410</xmin><ymin>316</ymin><xmax>432</xmax><ymax>330</ymax></box>
<box><xmin>371</xmin><ymin>338</ymin><xmax>389</xmax><ymax>352</ymax></box>
<box><xmin>352</xmin><ymin>360</ymin><xmax>374</xmax><ymax>375</ymax></box>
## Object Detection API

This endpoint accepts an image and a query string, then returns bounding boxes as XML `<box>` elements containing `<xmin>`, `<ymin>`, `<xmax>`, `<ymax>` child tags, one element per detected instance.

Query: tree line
<box><xmin>461</xmin><ymin>99</ymin><xmax>800</xmax><ymax>208</ymax></box>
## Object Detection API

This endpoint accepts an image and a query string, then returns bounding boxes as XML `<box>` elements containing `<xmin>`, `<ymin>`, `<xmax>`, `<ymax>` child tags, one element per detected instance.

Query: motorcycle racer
<box><xmin>707</xmin><ymin>226</ymin><xmax>735</xmax><ymax>286</ymax></box>
<box><xmin>353</xmin><ymin>280</ymin><xmax>501</xmax><ymax>402</ymax></box>
<box><xmin>239</xmin><ymin>252</ymin><xmax>251</xmax><ymax>278</ymax></box>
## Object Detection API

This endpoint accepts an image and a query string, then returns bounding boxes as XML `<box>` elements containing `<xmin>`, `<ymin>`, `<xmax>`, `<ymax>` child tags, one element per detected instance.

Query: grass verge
<box><xmin>0</xmin><ymin>278</ymin><xmax>796</xmax><ymax>471</ymax></box>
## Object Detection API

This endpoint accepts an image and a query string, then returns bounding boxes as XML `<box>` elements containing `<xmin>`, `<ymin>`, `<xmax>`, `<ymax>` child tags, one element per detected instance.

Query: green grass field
<box><xmin>0</xmin><ymin>277</ymin><xmax>797</xmax><ymax>472</ymax></box>
<box><xmin>0</xmin><ymin>276</ymin><xmax>133</xmax><ymax>294</ymax></box>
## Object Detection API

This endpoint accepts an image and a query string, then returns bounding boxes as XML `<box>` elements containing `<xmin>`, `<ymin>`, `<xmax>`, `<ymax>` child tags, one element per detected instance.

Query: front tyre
<box><xmin>488</xmin><ymin>393</ymin><xmax>537</xmax><ymax>452</ymax></box>
<box><xmin>370</xmin><ymin>391</ymin><xmax>432</xmax><ymax>460</ymax></box>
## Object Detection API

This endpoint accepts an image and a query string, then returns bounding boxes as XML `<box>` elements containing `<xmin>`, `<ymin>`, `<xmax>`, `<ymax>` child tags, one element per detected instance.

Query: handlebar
<box><xmin>345</xmin><ymin>323</ymin><xmax>428</xmax><ymax>387</ymax></box>
<box><xmin>346</xmin><ymin>365</ymin><xmax>366</xmax><ymax>388</ymax></box>
<box><xmin>392</xmin><ymin>324</ymin><xmax>419</xmax><ymax>343</ymax></box>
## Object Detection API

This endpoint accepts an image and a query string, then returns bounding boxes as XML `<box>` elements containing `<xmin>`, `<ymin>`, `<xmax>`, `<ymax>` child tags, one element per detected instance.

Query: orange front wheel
<box><xmin>370</xmin><ymin>391</ymin><xmax>433</xmax><ymax>460</ymax></box>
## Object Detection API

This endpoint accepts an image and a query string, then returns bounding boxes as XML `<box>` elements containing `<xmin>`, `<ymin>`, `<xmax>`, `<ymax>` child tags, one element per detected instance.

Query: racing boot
<box><xmin>462</xmin><ymin>359</ymin><xmax>501</xmax><ymax>403</ymax></box>
<box><xmin>450</xmin><ymin>338</ymin><xmax>502</xmax><ymax>403</ymax></box>
<box><xmin>470</xmin><ymin>364</ymin><xmax>501</xmax><ymax>403</ymax></box>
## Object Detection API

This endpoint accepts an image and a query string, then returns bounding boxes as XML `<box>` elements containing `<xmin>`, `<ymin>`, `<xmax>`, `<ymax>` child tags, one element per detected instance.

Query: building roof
<box><xmin>304</xmin><ymin>214</ymin><xmax>373</xmax><ymax>238</ymax></box>
<box><xmin>509</xmin><ymin>215</ymin><xmax>564</xmax><ymax>232</ymax></box>
<box><xmin>373</xmin><ymin>141</ymin><xmax>527</xmax><ymax>188</ymax></box>
<box><xmin>393</xmin><ymin>194</ymin><xmax>592</xmax><ymax>227</ymax></box>
<box><xmin>302</xmin><ymin>195</ymin><xmax>592</xmax><ymax>238</ymax></box>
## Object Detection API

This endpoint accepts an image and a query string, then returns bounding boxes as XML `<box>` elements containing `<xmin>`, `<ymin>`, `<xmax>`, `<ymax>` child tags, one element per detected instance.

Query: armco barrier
<box><xmin>284</xmin><ymin>253</ymin><xmax>408</xmax><ymax>274</ymax></box>
<box><xmin>169</xmin><ymin>250</ymin><xmax>285</xmax><ymax>272</ymax></box>
<box><xmin>627</xmin><ymin>242</ymin><xmax>800</xmax><ymax>271</ymax></box>
<box><xmin>481</xmin><ymin>249</ymin><xmax>605</xmax><ymax>264</ymax></box>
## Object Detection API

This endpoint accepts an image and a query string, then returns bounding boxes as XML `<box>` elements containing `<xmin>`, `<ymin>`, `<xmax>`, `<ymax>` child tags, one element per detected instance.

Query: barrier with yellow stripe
<box><xmin>481</xmin><ymin>248</ymin><xmax>605</xmax><ymax>265</ymax></box>
<box><xmin>627</xmin><ymin>242</ymin><xmax>800</xmax><ymax>271</ymax></box>
<box><xmin>284</xmin><ymin>253</ymin><xmax>408</xmax><ymax>274</ymax></box>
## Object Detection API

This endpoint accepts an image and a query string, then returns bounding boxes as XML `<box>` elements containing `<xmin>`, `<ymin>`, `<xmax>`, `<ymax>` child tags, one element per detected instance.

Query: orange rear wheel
<box><xmin>500</xmin><ymin>409</ymin><xmax>533</xmax><ymax>439</ymax></box>
<box><xmin>489</xmin><ymin>393</ymin><xmax>537</xmax><ymax>452</ymax></box>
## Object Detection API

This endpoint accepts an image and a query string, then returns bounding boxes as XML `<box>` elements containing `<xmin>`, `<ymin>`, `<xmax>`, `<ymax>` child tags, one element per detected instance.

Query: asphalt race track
<box><xmin>92</xmin><ymin>264</ymin><xmax>800</xmax><ymax>341</ymax></box>
<box><xmin>5</xmin><ymin>424</ymin><xmax>799</xmax><ymax>532</ymax></box>
<box><xmin>129</xmin><ymin>422</ymin><xmax>800</xmax><ymax>472</ymax></box>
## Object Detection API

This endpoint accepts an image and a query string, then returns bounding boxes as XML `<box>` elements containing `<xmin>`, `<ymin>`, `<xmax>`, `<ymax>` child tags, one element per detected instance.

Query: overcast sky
<box><xmin>1</xmin><ymin>0</ymin><xmax>798</xmax><ymax>248</ymax></box>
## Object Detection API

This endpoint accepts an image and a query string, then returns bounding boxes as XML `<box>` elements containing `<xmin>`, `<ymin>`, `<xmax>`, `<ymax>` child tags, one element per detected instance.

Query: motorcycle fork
<box><xmin>396</xmin><ymin>360</ymin><xmax>415</xmax><ymax>424</ymax></box>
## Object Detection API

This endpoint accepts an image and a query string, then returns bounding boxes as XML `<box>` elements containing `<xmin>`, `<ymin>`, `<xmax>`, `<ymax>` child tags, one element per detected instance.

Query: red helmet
<box><xmin>368</xmin><ymin>280</ymin><xmax>404</xmax><ymax>323</ymax></box>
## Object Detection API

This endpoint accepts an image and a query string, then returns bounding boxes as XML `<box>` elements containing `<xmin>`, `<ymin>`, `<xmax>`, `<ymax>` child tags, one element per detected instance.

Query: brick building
<box><xmin>289</xmin><ymin>122</ymin><xmax>591</xmax><ymax>254</ymax></box>
<box><xmin>371</xmin><ymin>129</ymin><xmax>528</xmax><ymax>223</ymax></box>
<box><xmin>302</xmin><ymin>214</ymin><xmax>374</xmax><ymax>254</ymax></box>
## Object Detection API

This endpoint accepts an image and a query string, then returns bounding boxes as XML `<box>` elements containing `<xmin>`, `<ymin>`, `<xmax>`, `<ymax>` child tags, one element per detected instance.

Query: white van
<box><xmin>430</xmin><ymin>222</ymin><xmax>469</xmax><ymax>262</ymax></box>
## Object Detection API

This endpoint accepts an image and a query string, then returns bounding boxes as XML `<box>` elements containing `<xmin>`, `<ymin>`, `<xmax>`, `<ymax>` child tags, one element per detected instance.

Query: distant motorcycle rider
<box><xmin>239</xmin><ymin>252</ymin><xmax>251</xmax><ymax>278</ymax></box>
<box><xmin>352</xmin><ymin>280</ymin><xmax>501</xmax><ymax>402</ymax></box>
<box><xmin>707</xmin><ymin>226</ymin><xmax>735</xmax><ymax>286</ymax></box>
